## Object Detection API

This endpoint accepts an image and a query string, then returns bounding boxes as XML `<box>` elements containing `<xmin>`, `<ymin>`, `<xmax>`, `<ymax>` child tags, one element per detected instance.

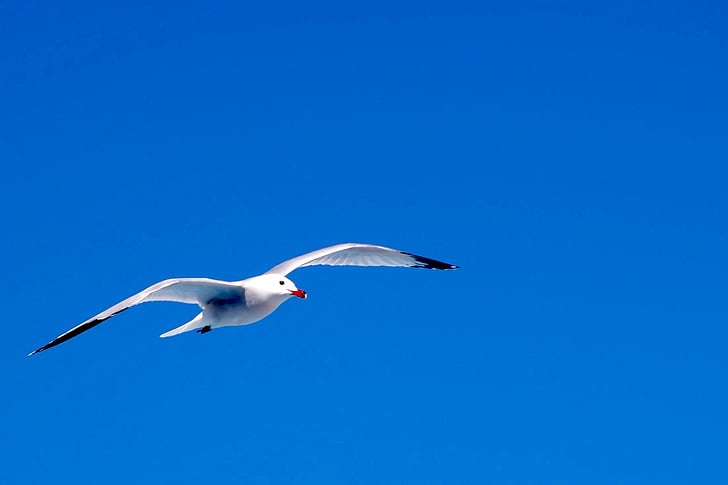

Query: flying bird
<box><xmin>29</xmin><ymin>244</ymin><xmax>458</xmax><ymax>355</ymax></box>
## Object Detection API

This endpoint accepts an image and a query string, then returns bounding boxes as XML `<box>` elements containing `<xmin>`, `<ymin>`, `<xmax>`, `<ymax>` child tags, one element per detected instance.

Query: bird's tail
<box><xmin>160</xmin><ymin>312</ymin><xmax>206</xmax><ymax>338</ymax></box>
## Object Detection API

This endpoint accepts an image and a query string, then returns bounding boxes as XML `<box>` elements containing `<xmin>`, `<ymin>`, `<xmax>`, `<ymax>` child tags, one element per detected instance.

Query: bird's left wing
<box><xmin>29</xmin><ymin>278</ymin><xmax>242</xmax><ymax>355</ymax></box>
<box><xmin>264</xmin><ymin>243</ymin><xmax>459</xmax><ymax>276</ymax></box>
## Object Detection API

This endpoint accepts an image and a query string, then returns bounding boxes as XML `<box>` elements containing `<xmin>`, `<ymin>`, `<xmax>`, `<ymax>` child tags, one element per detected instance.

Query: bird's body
<box><xmin>30</xmin><ymin>243</ymin><xmax>458</xmax><ymax>355</ymax></box>
<box><xmin>167</xmin><ymin>274</ymin><xmax>300</xmax><ymax>337</ymax></box>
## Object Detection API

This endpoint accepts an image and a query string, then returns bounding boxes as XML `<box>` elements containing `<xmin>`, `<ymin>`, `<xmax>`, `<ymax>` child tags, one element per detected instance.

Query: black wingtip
<box><xmin>28</xmin><ymin>340</ymin><xmax>58</xmax><ymax>356</ymax></box>
<box><xmin>28</xmin><ymin>343</ymin><xmax>52</xmax><ymax>356</ymax></box>
<box><xmin>28</xmin><ymin>307</ymin><xmax>131</xmax><ymax>356</ymax></box>
<box><xmin>403</xmin><ymin>252</ymin><xmax>460</xmax><ymax>270</ymax></box>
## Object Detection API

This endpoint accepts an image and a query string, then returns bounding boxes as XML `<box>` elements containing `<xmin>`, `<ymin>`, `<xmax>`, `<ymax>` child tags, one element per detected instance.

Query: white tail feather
<box><xmin>160</xmin><ymin>312</ymin><xmax>206</xmax><ymax>338</ymax></box>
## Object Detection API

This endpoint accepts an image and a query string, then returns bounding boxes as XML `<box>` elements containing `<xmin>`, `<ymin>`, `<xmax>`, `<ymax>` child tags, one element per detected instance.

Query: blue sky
<box><xmin>3</xmin><ymin>1</ymin><xmax>728</xmax><ymax>483</ymax></box>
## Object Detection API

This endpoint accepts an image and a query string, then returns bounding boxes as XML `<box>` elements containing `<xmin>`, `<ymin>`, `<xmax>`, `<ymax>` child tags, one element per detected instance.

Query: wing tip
<box><xmin>402</xmin><ymin>252</ymin><xmax>460</xmax><ymax>270</ymax></box>
<box><xmin>27</xmin><ymin>313</ymin><xmax>118</xmax><ymax>357</ymax></box>
<box><xmin>28</xmin><ymin>346</ymin><xmax>46</xmax><ymax>356</ymax></box>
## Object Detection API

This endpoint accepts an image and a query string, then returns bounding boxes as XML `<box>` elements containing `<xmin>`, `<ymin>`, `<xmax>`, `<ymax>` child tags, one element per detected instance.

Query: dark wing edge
<box><xmin>28</xmin><ymin>307</ymin><xmax>130</xmax><ymax>356</ymax></box>
<box><xmin>401</xmin><ymin>252</ymin><xmax>460</xmax><ymax>270</ymax></box>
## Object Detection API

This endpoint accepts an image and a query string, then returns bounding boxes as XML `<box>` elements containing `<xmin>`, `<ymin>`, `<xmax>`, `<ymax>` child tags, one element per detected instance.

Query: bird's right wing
<box><xmin>264</xmin><ymin>243</ymin><xmax>459</xmax><ymax>276</ymax></box>
<box><xmin>29</xmin><ymin>278</ymin><xmax>243</xmax><ymax>355</ymax></box>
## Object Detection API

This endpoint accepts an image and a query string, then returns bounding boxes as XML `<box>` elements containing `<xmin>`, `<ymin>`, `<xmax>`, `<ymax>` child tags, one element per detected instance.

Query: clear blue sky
<box><xmin>3</xmin><ymin>1</ymin><xmax>728</xmax><ymax>483</ymax></box>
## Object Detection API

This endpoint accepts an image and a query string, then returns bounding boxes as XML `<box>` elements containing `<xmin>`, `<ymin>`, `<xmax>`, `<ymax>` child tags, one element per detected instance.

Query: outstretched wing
<box><xmin>264</xmin><ymin>243</ymin><xmax>459</xmax><ymax>276</ymax></box>
<box><xmin>29</xmin><ymin>278</ymin><xmax>243</xmax><ymax>355</ymax></box>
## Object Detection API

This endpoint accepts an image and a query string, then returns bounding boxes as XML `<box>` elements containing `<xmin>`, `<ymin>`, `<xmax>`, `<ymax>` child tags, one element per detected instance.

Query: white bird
<box><xmin>29</xmin><ymin>243</ymin><xmax>458</xmax><ymax>355</ymax></box>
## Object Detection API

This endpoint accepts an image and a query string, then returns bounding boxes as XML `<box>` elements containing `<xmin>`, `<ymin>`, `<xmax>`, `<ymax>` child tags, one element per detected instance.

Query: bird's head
<box><xmin>259</xmin><ymin>274</ymin><xmax>307</xmax><ymax>300</ymax></box>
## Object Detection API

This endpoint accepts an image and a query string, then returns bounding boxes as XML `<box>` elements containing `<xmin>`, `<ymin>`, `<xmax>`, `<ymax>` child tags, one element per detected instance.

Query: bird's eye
<box><xmin>279</xmin><ymin>281</ymin><xmax>285</xmax><ymax>285</ymax></box>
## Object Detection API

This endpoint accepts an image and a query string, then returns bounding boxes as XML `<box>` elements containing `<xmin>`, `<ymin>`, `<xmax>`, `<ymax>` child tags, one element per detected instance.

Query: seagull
<box><xmin>29</xmin><ymin>243</ymin><xmax>458</xmax><ymax>355</ymax></box>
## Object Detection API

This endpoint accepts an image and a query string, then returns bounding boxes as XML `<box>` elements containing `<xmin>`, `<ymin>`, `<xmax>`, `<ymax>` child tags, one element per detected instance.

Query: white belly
<box><xmin>204</xmin><ymin>299</ymin><xmax>282</xmax><ymax>329</ymax></box>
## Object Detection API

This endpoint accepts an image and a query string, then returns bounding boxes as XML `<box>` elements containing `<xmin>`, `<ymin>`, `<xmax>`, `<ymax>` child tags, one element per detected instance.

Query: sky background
<box><xmin>2</xmin><ymin>1</ymin><xmax>728</xmax><ymax>483</ymax></box>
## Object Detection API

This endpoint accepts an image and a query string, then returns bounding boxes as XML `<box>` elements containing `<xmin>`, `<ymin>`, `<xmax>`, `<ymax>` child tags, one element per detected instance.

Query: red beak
<box><xmin>290</xmin><ymin>289</ymin><xmax>307</xmax><ymax>299</ymax></box>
